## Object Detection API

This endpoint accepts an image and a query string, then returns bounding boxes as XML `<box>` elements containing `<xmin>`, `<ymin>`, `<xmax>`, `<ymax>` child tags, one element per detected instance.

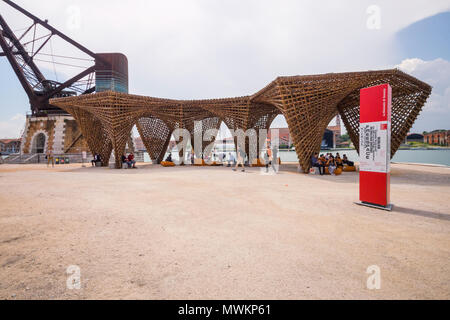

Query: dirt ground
<box><xmin>0</xmin><ymin>162</ymin><xmax>449</xmax><ymax>300</ymax></box>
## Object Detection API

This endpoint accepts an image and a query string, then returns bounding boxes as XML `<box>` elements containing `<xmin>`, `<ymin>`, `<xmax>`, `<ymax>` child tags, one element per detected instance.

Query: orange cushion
<box><xmin>343</xmin><ymin>165</ymin><xmax>356</xmax><ymax>172</ymax></box>
<box><xmin>161</xmin><ymin>161</ymin><xmax>175</xmax><ymax>167</ymax></box>
<box><xmin>334</xmin><ymin>168</ymin><xmax>343</xmax><ymax>175</ymax></box>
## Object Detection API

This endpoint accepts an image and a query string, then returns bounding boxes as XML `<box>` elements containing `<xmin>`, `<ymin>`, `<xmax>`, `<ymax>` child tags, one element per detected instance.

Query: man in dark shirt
<box><xmin>343</xmin><ymin>154</ymin><xmax>354</xmax><ymax>167</ymax></box>
<box><xmin>311</xmin><ymin>152</ymin><xmax>325</xmax><ymax>175</ymax></box>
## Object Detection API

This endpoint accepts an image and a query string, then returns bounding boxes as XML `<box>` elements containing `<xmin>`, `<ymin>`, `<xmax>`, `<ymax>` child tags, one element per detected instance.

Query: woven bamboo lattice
<box><xmin>50</xmin><ymin>69</ymin><xmax>431</xmax><ymax>171</ymax></box>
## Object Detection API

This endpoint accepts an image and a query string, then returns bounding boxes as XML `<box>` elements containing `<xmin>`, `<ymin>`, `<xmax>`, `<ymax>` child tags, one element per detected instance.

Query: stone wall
<box><xmin>22</xmin><ymin>115</ymin><xmax>88</xmax><ymax>154</ymax></box>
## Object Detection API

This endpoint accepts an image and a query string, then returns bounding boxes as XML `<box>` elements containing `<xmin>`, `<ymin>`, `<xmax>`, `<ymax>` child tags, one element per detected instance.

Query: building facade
<box><xmin>423</xmin><ymin>130</ymin><xmax>450</xmax><ymax>146</ymax></box>
<box><xmin>406</xmin><ymin>133</ymin><xmax>424</xmax><ymax>143</ymax></box>
<box><xmin>0</xmin><ymin>139</ymin><xmax>21</xmax><ymax>154</ymax></box>
<box><xmin>268</xmin><ymin>116</ymin><xmax>342</xmax><ymax>149</ymax></box>
<box><xmin>20</xmin><ymin>115</ymin><xmax>88</xmax><ymax>155</ymax></box>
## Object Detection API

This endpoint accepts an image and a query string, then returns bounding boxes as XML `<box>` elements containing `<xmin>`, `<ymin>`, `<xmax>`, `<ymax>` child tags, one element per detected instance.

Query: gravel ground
<box><xmin>0</xmin><ymin>163</ymin><xmax>449</xmax><ymax>300</ymax></box>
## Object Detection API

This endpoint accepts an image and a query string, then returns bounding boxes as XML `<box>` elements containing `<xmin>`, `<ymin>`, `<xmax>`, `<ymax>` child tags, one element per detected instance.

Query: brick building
<box><xmin>423</xmin><ymin>130</ymin><xmax>450</xmax><ymax>146</ymax></box>
<box><xmin>20</xmin><ymin>115</ymin><xmax>88</xmax><ymax>155</ymax></box>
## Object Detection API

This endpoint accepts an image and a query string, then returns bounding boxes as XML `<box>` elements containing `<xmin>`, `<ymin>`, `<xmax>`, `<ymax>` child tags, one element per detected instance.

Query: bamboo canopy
<box><xmin>50</xmin><ymin>69</ymin><xmax>432</xmax><ymax>171</ymax></box>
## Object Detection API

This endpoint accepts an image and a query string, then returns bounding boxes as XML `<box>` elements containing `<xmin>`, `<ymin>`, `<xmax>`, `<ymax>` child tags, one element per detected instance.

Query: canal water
<box><xmin>2</xmin><ymin>149</ymin><xmax>448</xmax><ymax>166</ymax></box>
<box><xmin>150</xmin><ymin>149</ymin><xmax>450</xmax><ymax>166</ymax></box>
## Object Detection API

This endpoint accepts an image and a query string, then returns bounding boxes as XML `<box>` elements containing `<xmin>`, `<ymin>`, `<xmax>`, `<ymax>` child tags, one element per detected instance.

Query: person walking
<box><xmin>233</xmin><ymin>146</ymin><xmax>246</xmax><ymax>172</ymax></box>
<box><xmin>264</xmin><ymin>146</ymin><xmax>273</xmax><ymax>173</ymax></box>
<box><xmin>227</xmin><ymin>153</ymin><xmax>235</xmax><ymax>167</ymax></box>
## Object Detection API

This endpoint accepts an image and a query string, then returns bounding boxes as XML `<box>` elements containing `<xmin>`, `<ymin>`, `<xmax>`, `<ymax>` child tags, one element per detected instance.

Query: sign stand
<box><xmin>357</xmin><ymin>84</ymin><xmax>393</xmax><ymax>211</ymax></box>
<box><xmin>82</xmin><ymin>151</ymin><xmax>87</xmax><ymax>168</ymax></box>
<box><xmin>355</xmin><ymin>201</ymin><xmax>393</xmax><ymax>211</ymax></box>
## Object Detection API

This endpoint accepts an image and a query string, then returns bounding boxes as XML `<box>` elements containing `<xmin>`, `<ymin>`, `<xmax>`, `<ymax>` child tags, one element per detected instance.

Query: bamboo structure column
<box><xmin>50</xmin><ymin>69</ymin><xmax>432</xmax><ymax>172</ymax></box>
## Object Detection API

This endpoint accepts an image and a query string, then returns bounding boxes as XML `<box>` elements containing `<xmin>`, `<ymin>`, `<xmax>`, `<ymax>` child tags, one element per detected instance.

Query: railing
<box><xmin>24</xmin><ymin>154</ymin><xmax>39</xmax><ymax>163</ymax></box>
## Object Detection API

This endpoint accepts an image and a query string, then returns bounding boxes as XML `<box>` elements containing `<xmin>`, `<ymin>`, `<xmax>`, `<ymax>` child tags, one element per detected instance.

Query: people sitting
<box><xmin>318</xmin><ymin>154</ymin><xmax>326</xmax><ymax>166</ymax></box>
<box><xmin>121</xmin><ymin>154</ymin><xmax>128</xmax><ymax>167</ymax></box>
<box><xmin>311</xmin><ymin>152</ymin><xmax>325</xmax><ymax>175</ymax></box>
<box><xmin>335</xmin><ymin>153</ymin><xmax>344</xmax><ymax>168</ymax></box>
<box><xmin>127</xmin><ymin>153</ymin><xmax>136</xmax><ymax>168</ymax></box>
<box><xmin>343</xmin><ymin>154</ymin><xmax>354</xmax><ymax>167</ymax></box>
<box><xmin>91</xmin><ymin>153</ymin><xmax>101</xmax><ymax>167</ymax></box>
<box><xmin>311</xmin><ymin>152</ymin><xmax>355</xmax><ymax>175</ymax></box>
<box><xmin>326</xmin><ymin>155</ymin><xmax>337</xmax><ymax>175</ymax></box>
<box><xmin>160</xmin><ymin>153</ymin><xmax>176</xmax><ymax>167</ymax></box>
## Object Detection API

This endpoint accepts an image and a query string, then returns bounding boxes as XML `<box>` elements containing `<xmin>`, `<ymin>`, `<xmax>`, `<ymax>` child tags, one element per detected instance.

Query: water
<box><xmin>3</xmin><ymin>150</ymin><xmax>448</xmax><ymax>166</ymax></box>
<box><xmin>146</xmin><ymin>149</ymin><xmax>450</xmax><ymax>166</ymax></box>
<box><xmin>280</xmin><ymin>149</ymin><xmax>450</xmax><ymax>166</ymax></box>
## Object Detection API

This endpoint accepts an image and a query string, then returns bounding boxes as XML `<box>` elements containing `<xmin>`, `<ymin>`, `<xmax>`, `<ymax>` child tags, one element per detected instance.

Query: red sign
<box><xmin>359</xmin><ymin>84</ymin><xmax>392</xmax><ymax>209</ymax></box>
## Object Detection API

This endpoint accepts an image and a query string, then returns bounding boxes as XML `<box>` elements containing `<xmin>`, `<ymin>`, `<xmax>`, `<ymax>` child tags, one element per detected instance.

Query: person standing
<box><xmin>190</xmin><ymin>150</ymin><xmax>195</xmax><ymax>165</ymax></box>
<box><xmin>0</xmin><ymin>152</ymin><xmax>3</xmax><ymax>165</ymax></box>
<box><xmin>272</xmin><ymin>144</ymin><xmax>279</xmax><ymax>173</ymax></box>
<box><xmin>264</xmin><ymin>145</ymin><xmax>273</xmax><ymax>173</ymax></box>
<box><xmin>46</xmin><ymin>150</ymin><xmax>55</xmax><ymax>168</ymax></box>
<box><xmin>264</xmin><ymin>149</ymin><xmax>270</xmax><ymax>173</ymax></box>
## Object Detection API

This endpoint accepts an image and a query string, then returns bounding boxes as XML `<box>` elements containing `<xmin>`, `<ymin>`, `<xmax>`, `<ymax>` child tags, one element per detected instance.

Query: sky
<box><xmin>0</xmin><ymin>0</ymin><xmax>449</xmax><ymax>138</ymax></box>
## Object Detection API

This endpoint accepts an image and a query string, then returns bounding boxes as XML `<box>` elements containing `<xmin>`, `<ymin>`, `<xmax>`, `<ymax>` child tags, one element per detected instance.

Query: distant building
<box><xmin>269</xmin><ymin>115</ymin><xmax>342</xmax><ymax>149</ymax></box>
<box><xmin>134</xmin><ymin>137</ymin><xmax>145</xmax><ymax>151</ymax></box>
<box><xmin>267</xmin><ymin>128</ymin><xmax>292</xmax><ymax>147</ymax></box>
<box><xmin>406</xmin><ymin>133</ymin><xmax>424</xmax><ymax>143</ymax></box>
<box><xmin>0</xmin><ymin>139</ymin><xmax>21</xmax><ymax>154</ymax></box>
<box><xmin>327</xmin><ymin>115</ymin><xmax>342</xmax><ymax>148</ymax></box>
<box><xmin>423</xmin><ymin>130</ymin><xmax>450</xmax><ymax>146</ymax></box>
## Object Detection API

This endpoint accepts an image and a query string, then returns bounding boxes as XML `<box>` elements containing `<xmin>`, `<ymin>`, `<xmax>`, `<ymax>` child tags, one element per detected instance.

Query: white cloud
<box><xmin>396</xmin><ymin>58</ymin><xmax>450</xmax><ymax>131</ymax></box>
<box><xmin>0</xmin><ymin>114</ymin><xmax>26</xmax><ymax>139</ymax></box>
<box><xmin>2</xmin><ymin>0</ymin><xmax>449</xmax><ymax>99</ymax></box>
<box><xmin>1</xmin><ymin>1</ymin><xmax>449</xmax><ymax>135</ymax></box>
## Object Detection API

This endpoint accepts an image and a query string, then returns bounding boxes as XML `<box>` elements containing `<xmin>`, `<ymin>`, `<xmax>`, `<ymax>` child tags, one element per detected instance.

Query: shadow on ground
<box><xmin>393</xmin><ymin>206</ymin><xmax>450</xmax><ymax>222</ymax></box>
